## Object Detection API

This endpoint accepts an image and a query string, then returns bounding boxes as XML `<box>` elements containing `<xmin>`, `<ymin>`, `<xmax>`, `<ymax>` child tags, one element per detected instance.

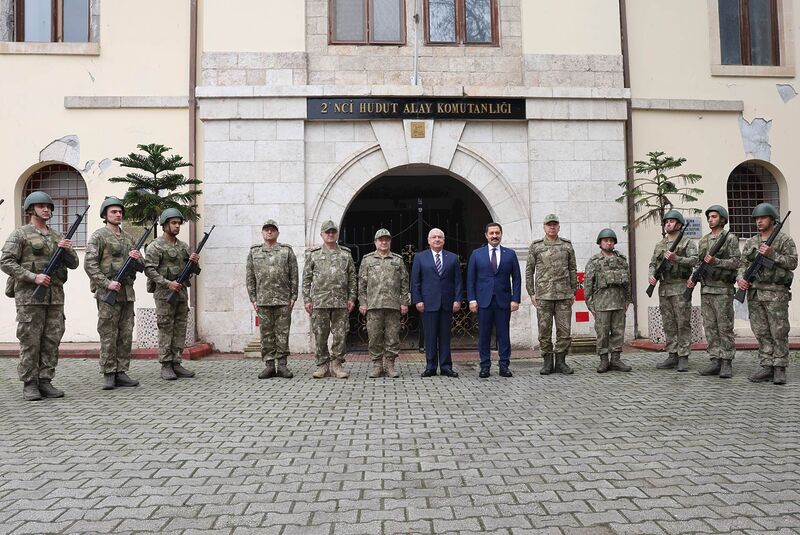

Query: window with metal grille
<box><xmin>21</xmin><ymin>164</ymin><xmax>89</xmax><ymax>246</ymax></box>
<box><xmin>726</xmin><ymin>161</ymin><xmax>780</xmax><ymax>238</ymax></box>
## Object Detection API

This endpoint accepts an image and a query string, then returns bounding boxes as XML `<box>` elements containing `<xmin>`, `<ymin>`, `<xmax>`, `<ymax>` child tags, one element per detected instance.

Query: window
<box><xmin>14</xmin><ymin>0</ymin><xmax>89</xmax><ymax>43</ymax></box>
<box><xmin>329</xmin><ymin>0</ymin><xmax>405</xmax><ymax>45</ymax></box>
<box><xmin>21</xmin><ymin>164</ymin><xmax>89</xmax><ymax>246</ymax></box>
<box><xmin>718</xmin><ymin>0</ymin><xmax>779</xmax><ymax>65</ymax></box>
<box><xmin>425</xmin><ymin>0</ymin><xmax>498</xmax><ymax>45</ymax></box>
<box><xmin>726</xmin><ymin>161</ymin><xmax>780</xmax><ymax>238</ymax></box>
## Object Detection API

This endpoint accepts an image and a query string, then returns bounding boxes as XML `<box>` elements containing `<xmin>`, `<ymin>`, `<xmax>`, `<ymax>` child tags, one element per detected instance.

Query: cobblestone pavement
<box><xmin>1</xmin><ymin>352</ymin><xmax>799</xmax><ymax>535</ymax></box>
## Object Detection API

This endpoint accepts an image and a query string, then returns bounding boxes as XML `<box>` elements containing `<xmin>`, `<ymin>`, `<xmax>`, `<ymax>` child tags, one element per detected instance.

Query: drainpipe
<box><xmin>188</xmin><ymin>0</ymin><xmax>199</xmax><ymax>339</ymax></box>
<box><xmin>412</xmin><ymin>0</ymin><xmax>420</xmax><ymax>85</ymax></box>
<box><xmin>619</xmin><ymin>0</ymin><xmax>638</xmax><ymax>336</ymax></box>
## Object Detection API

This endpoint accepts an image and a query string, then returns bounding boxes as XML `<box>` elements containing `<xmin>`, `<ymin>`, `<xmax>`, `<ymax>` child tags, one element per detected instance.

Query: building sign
<box><xmin>307</xmin><ymin>97</ymin><xmax>526</xmax><ymax>121</ymax></box>
<box><xmin>684</xmin><ymin>217</ymin><xmax>703</xmax><ymax>239</ymax></box>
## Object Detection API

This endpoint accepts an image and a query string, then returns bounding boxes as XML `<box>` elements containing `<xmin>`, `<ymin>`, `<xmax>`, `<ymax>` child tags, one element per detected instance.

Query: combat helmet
<box><xmin>596</xmin><ymin>228</ymin><xmax>618</xmax><ymax>244</ymax></box>
<box><xmin>662</xmin><ymin>209</ymin><xmax>686</xmax><ymax>226</ymax></box>
<box><xmin>23</xmin><ymin>191</ymin><xmax>54</xmax><ymax>212</ymax></box>
<box><xmin>705</xmin><ymin>205</ymin><xmax>729</xmax><ymax>224</ymax></box>
<box><xmin>100</xmin><ymin>196</ymin><xmax>125</xmax><ymax>219</ymax></box>
<box><xmin>751</xmin><ymin>202</ymin><xmax>779</xmax><ymax>220</ymax></box>
<box><xmin>159</xmin><ymin>207</ymin><xmax>185</xmax><ymax>225</ymax></box>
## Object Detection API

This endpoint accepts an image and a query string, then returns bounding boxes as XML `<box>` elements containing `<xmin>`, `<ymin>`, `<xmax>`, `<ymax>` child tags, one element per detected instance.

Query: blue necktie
<box><xmin>435</xmin><ymin>253</ymin><xmax>443</xmax><ymax>276</ymax></box>
<box><xmin>491</xmin><ymin>247</ymin><xmax>498</xmax><ymax>273</ymax></box>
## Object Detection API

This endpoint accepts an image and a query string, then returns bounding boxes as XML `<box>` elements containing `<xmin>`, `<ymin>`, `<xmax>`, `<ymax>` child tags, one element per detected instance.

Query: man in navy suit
<box><xmin>467</xmin><ymin>222</ymin><xmax>522</xmax><ymax>378</ymax></box>
<box><xmin>411</xmin><ymin>228</ymin><xmax>463</xmax><ymax>377</ymax></box>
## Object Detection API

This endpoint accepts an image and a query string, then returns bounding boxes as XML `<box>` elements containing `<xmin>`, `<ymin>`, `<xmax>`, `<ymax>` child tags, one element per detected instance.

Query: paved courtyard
<box><xmin>1</xmin><ymin>352</ymin><xmax>799</xmax><ymax>535</ymax></box>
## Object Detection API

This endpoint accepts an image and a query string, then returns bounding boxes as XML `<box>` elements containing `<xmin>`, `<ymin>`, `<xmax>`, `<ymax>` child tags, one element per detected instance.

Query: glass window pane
<box><xmin>428</xmin><ymin>0</ymin><xmax>456</xmax><ymax>42</ymax></box>
<box><xmin>465</xmin><ymin>0</ymin><xmax>492</xmax><ymax>43</ymax></box>
<box><xmin>718</xmin><ymin>0</ymin><xmax>742</xmax><ymax>64</ymax></box>
<box><xmin>23</xmin><ymin>0</ymin><xmax>52</xmax><ymax>42</ymax></box>
<box><xmin>749</xmin><ymin>0</ymin><xmax>775</xmax><ymax>65</ymax></box>
<box><xmin>334</xmin><ymin>0</ymin><xmax>366</xmax><ymax>42</ymax></box>
<box><xmin>63</xmin><ymin>0</ymin><xmax>89</xmax><ymax>42</ymax></box>
<box><xmin>371</xmin><ymin>0</ymin><xmax>402</xmax><ymax>42</ymax></box>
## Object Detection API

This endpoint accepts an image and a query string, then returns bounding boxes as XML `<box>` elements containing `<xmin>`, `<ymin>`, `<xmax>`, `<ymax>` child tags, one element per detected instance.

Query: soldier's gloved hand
<box><xmin>737</xmin><ymin>279</ymin><xmax>751</xmax><ymax>291</ymax></box>
<box><xmin>400</xmin><ymin>305</ymin><xmax>408</xmax><ymax>315</ymax></box>
<box><xmin>129</xmin><ymin>250</ymin><xmax>142</xmax><ymax>260</ymax></box>
<box><xmin>57</xmin><ymin>239</ymin><xmax>72</xmax><ymax>250</ymax></box>
<box><xmin>686</xmin><ymin>279</ymin><xmax>696</xmax><ymax>289</ymax></box>
<box><xmin>704</xmin><ymin>254</ymin><xmax>716</xmax><ymax>264</ymax></box>
<box><xmin>359</xmin><ymin>305</ymin><xmax>367</xmax><ymax>315</ymax></box>
<box><xmin>107</xmin><ymin>281</ymin><xmax>122</xmax><ymax>292</ymax></box>
<box><xmin>305</xmin><ymin>303</ymin><xmax>313</xmax><ymax>314</ymax></box>
<box><xmin>510</xmin><ymin>301</ymin><xmax>519</xmax><ymax>312</ymax></box>
<box><xmin>34</xmin><ymin>273</ymin><xmax>51</xmax><ymax>287</ymax></box>
<box><xmin>758</xmin><ymin>244</ymin><xmax>773</xmax><ymax>257</ymax></box>
<box><xmin>288</xmin><ymin>300</ymin><xmax>295</xmax><ymax>310</ymax></box>
<box><xmin>648</xmin><ymin>276</ymin><xmax>657</xmax><ymax>286</ymax></box>
<box><xmin>189</xmin><ymin>253</ymin><xmax>200</xmax><ymax>263</ymax></box>
<box><xmin>530</xmin><ymin>295</ymin><xmax>537</xmax><ymax>307</ymax></box>
<box><xmin>168</xmin><ymin>281</ymin><xmax>183</xmax><ymax>292</ymax></box>
<box><xmin>347</xmin><ymin>300</ymin><xmax>355</xmax><ymax>313</ymax></box>
<box><xmin>664</xmin><ymin>251</ymin><xmax>676</xmax><ymax>261</ymax></box>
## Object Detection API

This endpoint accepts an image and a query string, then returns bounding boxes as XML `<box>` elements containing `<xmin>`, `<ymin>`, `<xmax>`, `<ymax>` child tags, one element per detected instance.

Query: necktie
<box><xmin>490</xmin><ymin>247</ymin><xmax>498</xmax><ymax>273</ymax></box>
<box><xmin>435</xmin><ymin>253</ymin><xmax>443</xmax><ymax>275</ymax></box>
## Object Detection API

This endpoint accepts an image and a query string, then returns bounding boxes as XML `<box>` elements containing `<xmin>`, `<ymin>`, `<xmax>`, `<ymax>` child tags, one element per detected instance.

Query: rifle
<box><xmin>683</xmin><ymin>230</ymin><xmax>730</xmax><ymax>300</ymax></box>
<box><xmin>101</xmin><ymin>221</ymin><xmax>157</xmax><ymax>305</ymax></box>
<box><xmin>166</xmin><ymin>225</ymin><xmax>215</xmax><ymax>305</ymax></box>
<box><xmin>646</xmin><ymin>228</ymin><xmax>685</xmax><ymax>298</ymax></box>
<box><xmin>32</xmin><ymin>206</ymin><xmax>90</xmax><ymax>301</ymax></box>
<box><xmin>734</xmin><ymin>210</ymin><xmax>792</xmax><ymax>303</ymax></box>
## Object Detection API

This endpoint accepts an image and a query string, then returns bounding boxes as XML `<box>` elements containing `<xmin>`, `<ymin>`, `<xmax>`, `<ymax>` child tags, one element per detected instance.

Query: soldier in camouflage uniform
<box><xmin>144</xmin><ymin>208</ymin><xmax>200</xmax><ymax>381</ymax></box>
<box><xmin>649</xmin><ymin>210</ymin><xmax>698</xmax><ymax>372</ymax></box>
<box><xmin>84</xmin><ymin>197</ymin><xmax>144</xmax><ymax>390</ymax></box>
<box><xmin>584</xmin><ymin>228</ymin><xmax>632</xmax><ymax>373</ymax></box>
<box><xmin>687</xmin><ymin>205</ymin><xmax>740</xmax><ymax>379</ymax></box>
<box><xmin>303</xmin><ymin>220</ymin><xmax>357</xmax><ymax>379</ymax></box>
<box><xmin>526</xmin><ymin>214</ymin><xmax>578</xmax><ymax>375</ymax></box>
<box><xmin>738</xmin><ymin>203</ymin><xmax>797</xmax><ymax>385</ymax></box>
<box><xmin>1</xmin><ymin>191</ymin><xmax>79</xmax><ymax>401</ymax></box>
<box><xmin>246</xmin><ymin>219</ymin><xmax>298</xmax><ymax>380</ymax></box>
<box><xmin>358</xmin><ymin>228</ymin><xmax>410</xmax><ymax>378</ymax></box>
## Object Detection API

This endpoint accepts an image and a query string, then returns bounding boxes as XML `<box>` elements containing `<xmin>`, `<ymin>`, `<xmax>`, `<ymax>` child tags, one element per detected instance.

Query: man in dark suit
<box><xmin>411</xmin><ymin>228</ymin><xmax>463</xmax><ymax>377</ymax></box>
<box><xmin>467</xmin><ymin>222</ymin><xmax>522</xmax><ymax>378</ymax></box>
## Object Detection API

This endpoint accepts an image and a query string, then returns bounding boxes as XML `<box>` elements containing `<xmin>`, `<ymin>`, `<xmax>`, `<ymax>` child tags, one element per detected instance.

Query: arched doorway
<box><xmin>340</xmin><ymin>167</ymin><xmax>492</xmax><ymax>351</ymax></box>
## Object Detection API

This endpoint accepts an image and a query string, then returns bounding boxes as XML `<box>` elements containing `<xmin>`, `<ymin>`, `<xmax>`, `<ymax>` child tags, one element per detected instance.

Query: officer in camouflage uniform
<box><xmin>526</xmin><ymin>214</ymin><xmax>578</xmax><ymax>375</ymax></box>
<box><xmin>649</xmin><ymin>210</ymin><xmax>698</xmax><ymax>372</ymax></box>
<box><xmin>246</xmin><ymin>219</ymin><xmax>298</xmax><ymax>380</ymax></box>
<box><xmin>1</xmin><ymin>191</ymin><xmax>79</xmax><ymax>401</ymax></box>
<box><xmin>688</xmin><ymin>205</ymin><xmax>740</xmax><ymax>379</ymax></box>
<box><xmin>738</xmin><ymin>203</ymin><xmax>797</xmax><ymax>385</ymax></box>
<box><xmin>303</xmin><ymin>220</ymin><xmax>357</xmax><ymax>379</ymax></box>
<box><xmin>358</xmin><ymin>228</ymin><xmax>410</xmax><ymax>378</ymax></box>
<box><xmin>84</xmin><ymin>197</ymin><xmax>143</xmax><ymax>390</ymax></box>
<box><xmin>584</xmin><ymin>228</ymin><xmax>632</xmax><ymax>373</ymax></box>
<box><xmin>144</xmin><ymin>208</ymin><xmax>200</xmax><ymax>381</ymax></box>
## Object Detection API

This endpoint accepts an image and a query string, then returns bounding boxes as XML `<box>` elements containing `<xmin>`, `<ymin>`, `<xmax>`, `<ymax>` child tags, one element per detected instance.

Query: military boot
<box><xmin>161</xmin><ymin>363</ymin><xmax>177</xmax><ymax>381</ymax></box>
<box><xmin>38</xmin><ymin>379</ymin><xmax>64</xmax><ymax>398</ymax></box>
<box><xmin>385</xmin><ymin>356</ymin><xmax>400</xmax><ymax>378</ymax></box>
<box><xmin>312</xmin><ymin>362</ymin><xmax>329</xmax><ymax>378</ymax></box>
<box><xmin>773</xmin><ymin>366</ymin><xmax>786</xmax><ymax>385</ymax></box>
<box><xmin>699</xmin><ymin>358</ymin><xmax>721</xmax><ymax>376</ymax></box>
<box><xmin>172</xmin><ymin>363</ymin><xmax>196</xmax><ymax>378</ymax></box>
<box><xmin>597</xmin><ymin>354</ymin><xmax>610</xmax><ymax>373</ymax></box>
<box><xmin>276</xmin><ymin>357</ymin><xmax>294</xmax><ymax>379</ymax></box>
<box><xmin>369</xmin><ymin>359</ymin><xmax>384</xmax><ymax>378</ymax></box>
<box><xmin>718</xmin><ymin>359</ymin><xmax>733</xmax><ymax>379</ymax></box>
<box><xmin>656</xmin><ymin>353</ymin><xmax>679</xmax><ymax>369</ymax></box>
<box><xmin>540</xmin><ymin>353</ymin><xmax>554</xmax><ymax>375</ymax></box>
<box><xmin>22</xmin><ymin>380</ymin><xmax>42</xmax><ymax>401</ymax></box>
<box><xmin>748</xmin><ymin>366</ymin><xmax>773</xmax><ymax>383</ymax></box>
<box><xmin>115</xmin><ymin>372</ymin><xmax>139</xmax><ymax>387</ymax></box>
<box><xmin>554</xmin><ymin>353</ymin><xmax>574</xmax><ymax>375</ymax></box>
<box><xmin>258</xmin><ymin>360</ymin><xmax>277</xmax><ymax>379</ymax></box>
<box><xmin>676</xmin><ymin>356</ymin><xmax>689</xmax><ymax>372</ymax></box>
<box><xmin>103</xmin><ymin>373</ymin><xmax>116</xmax><ymax>390</ymax></box>
<box><xmin>330</xmin><ymin>360</ymin><xmax>350</xmax><ymax>379</ymax></box>
<box><xmin>610</xmin><ymin>352</ymin><xmax>632</xmax><ymax>372</ymax></box>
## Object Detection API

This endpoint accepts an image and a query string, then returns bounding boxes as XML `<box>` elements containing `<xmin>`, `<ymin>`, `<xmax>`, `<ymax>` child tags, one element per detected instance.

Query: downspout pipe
<box><xmin>189</xmin><ymin>0</ymin><xmax>199</xmax><ymax>340</ymax></box>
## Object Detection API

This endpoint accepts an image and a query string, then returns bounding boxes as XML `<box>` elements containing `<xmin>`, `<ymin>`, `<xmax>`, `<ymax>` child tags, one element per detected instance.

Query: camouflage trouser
<box><xmin>15</xmin><ymin>305</ymin><xmax>65</xmax><ymax>382</ymax></box>
<box><xmin>536</xmin><ymin>299</ymin><xmax>572</xmax><ymax>354</ymax></box>
<box><xmin>97</xmin><ymin>300</ymin><xmax>135</xmax><ymax>374</ymax></box>
<box><xmin>594</xmin><ymin>309</ymin><xmax>625</xmax><ymax>356</ymax></box>
<box><xmin>311</xmin><ymin>307</ymin><xmax>348</xmax><ymax>366</ymax></box>
<box><xmin>257</xmin><ymin>305</ymin><xmax>292</xmax><ymax>363</ymax></box>
<box><xmin>155</xmin><ymin>299</ymin><xmax>188</xmax><ymax>364</ymax></box>
<box><xmin>701</xmin><ymin>292</ymin><xmax>735</xmax><ymax>360</ymax></box>
<box><xmin>366</xmin><ymin>309</ymin><xmax>401</xmax><ymax>361</ymax></box>
<box><xmin>659</xmin><ymin>293</ymin><xmax>692</xmax><ymax>357</ymax></box>
<box><xmin>748</xmin><ymin>296</ymin><xmax>791</xmax><ymax>367</ymax></box>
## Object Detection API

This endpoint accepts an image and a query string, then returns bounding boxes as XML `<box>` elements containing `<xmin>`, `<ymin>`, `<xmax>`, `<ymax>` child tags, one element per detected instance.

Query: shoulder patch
<box><xmin>250</xmin><ymin>243</ymin><xmax>263</xmax><ymax>249</ymax></box>
<box><xmin>531</xmin><ymin>238</ymin><xmax>543</xmax><ymax>244</ymax></box>
<box><xmin>560</xmin><ymin>237</ymin><xmax>572</xmax><ymax>243</ymax></box>
<box><xmin>307</xmin><ymin>245</ymin><xmax>321</xmax><ymax>253</ymax></box>
<box><xmin>391</xmin><ymin>252</ymin><xmax>403</xmax><ymax>260</ymax></box>
<box><xmin>338</xmin><ymin>245</ymin><xmax>351</xmax><ymax>252</ymax></box>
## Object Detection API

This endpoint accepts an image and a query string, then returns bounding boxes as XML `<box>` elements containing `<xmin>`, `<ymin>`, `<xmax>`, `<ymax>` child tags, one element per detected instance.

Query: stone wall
<box><xmin>524</xmin><ymin>54</ymin><xmax>624</xmax><ymax>88</ymax></box>
<box><xmin>202</xmin><ymin>52</ymin><xmax>308</xmax><ymax>86</ymax></box>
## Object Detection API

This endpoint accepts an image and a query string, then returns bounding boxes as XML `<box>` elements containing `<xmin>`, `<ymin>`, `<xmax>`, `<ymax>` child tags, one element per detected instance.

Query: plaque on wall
<box><xmin>307</xmin><ymin>97</ymin><xmax>526</xmax><ymax>121</ymax></box>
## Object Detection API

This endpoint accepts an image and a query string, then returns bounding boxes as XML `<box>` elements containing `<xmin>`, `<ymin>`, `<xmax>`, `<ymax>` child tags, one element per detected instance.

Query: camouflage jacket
<box><xmin>525</xmin><ymin>237</ymin><xmax>577</xmax><ymax>300</ymax></box>
<box><xmin>246</xmin><ymin>242</ymin><xmax>298</xmax><ymax>306</ymax></box>
<box><xmin>84</xmin><ymin>226</ymin><xmax>142</xmax><ymax>302</ymax></box>
<box><xmin>144</xmin><ymin>236</ymin><xmax>191</xmax><ymax>302</ymax></box>
<box><xmin>302</xmin><ymin>245</ymin><xmax>357</xmax><ymax>308</ymax></box>
<box><xmin>358</xmin><ymin>251</ymin><xmax>410</xmax><ymax>310</ymax></box>
<box><xmin>738</xmin><ymin>231</ymin><xmax>797</xmax><ymax>297</ymax></box>
<box><xmin>697</xmin><ymin>231</ymin><xmax>740</xmax><ymax>295</ymax></box>
<box><xmin>584</xmin><ymin>251</ymin><xmax>630</xmax><ymax>312</ymax></box>
<box><xmin>1</xmin><ymin>224</ymin><xmax>79</xmax><ymax>306</ymax></box>
<box><xmin>648</xmin><ymin>234</ymin><xmax>698</xmax><ymax>297</ymax></box>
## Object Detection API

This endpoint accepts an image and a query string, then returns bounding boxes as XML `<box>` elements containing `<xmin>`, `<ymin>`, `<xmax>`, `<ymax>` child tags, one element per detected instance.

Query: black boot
<box><xmin>748</xmin><ymin>366</ymin><xmax>773</xmax><ymax>383</ymax></box>
<box><xmin>554</xmin><ymin>353</ymin><xmax>574</xmax><ymax>375</ymax></box>
<box><xmin>276</xmin><ymin>357</ymin><xmax>294</xmax><ymax>378</ymax></box>
<box><xmin>597</xmin><ymin>355</ymin><xmax>610</xmax><ymax>373</ymax></box>
<box><xmin>172</xmin><ymin>362</ymin><xmax>196</xmax><ymax>378</ymax></box>
<box><xmin>718</xmin><ymin>359</ymin><xmax>732</xmax><ymax>379</ymax></box>
<box><xmin>161</xmin><ymin>363</ymin><xmax>177</xmax><ymax>381</ymax></box>
<box><xmin>540</xmin><ymin>353</ymin><xmax>554</xmax><ymax>375</ymax></box>
<box><xmin>23</xmin><ymin>380</ymin><xmax>42</xmax><ymax>401</ymax></box>
<box><xmin>676</xmin><ymin>356</ymin><xmax>689</xmax><ymax>372</ymax></box>
<box><xmin>259</xmin><ymin>360</ymin><xmax>277</xmax><ymax>379</ymax></box>
<box><xmin>773</xmin><ymin>366</ymin><xmax>786</xmax><ymax>385</ymax></box>
<box><xmin>698</xmin><ymin>358</ymin><xmax>721</xmax><ymax>376</ymax></box>
<box><xmin>38</xmin><ymin>379</ymin><xmax>64</xmax><ymax>398</ymax></box>
<box><xmin>103</xmin><ymin>373</ymin><xmax>116</xmax><ymax>390</ymax></box>
<box><xmin>115</xmin><ymin>372</ymin><xmax>139</xmax><ymax>387</ymax></box>
<box><xmin>656</xmin><ymin>353</ymin><xmax>679</xmax><ymax>369</ymax></box>
<box><xmin>610</xmin><ymin>352</ymin><xmax>632</xmax><ymax>372</ymax></box>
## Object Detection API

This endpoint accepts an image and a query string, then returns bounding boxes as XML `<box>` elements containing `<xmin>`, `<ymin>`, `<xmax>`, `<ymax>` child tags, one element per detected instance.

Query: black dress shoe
<box><xmin>478</xmin><ymin>368</ymin><xmax>490</xmax><ymax>378</ymax></box>
<box><xmin>440</xmin><ymin>369</ymin><xmax>459</xmax><ymax>378</ymax></box>
<box><xmin>421</xmin><ymin>369</ymin><xmax>437</xmax><ymax>377</ymax></box>
<box><xmin>499</xmin><ymin>367</ymin><xmax>513</xmax><ymax>377</ymax></box>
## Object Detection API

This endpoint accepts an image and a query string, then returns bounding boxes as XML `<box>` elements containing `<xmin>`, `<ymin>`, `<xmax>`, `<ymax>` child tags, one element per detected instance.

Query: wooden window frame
<box><xmin>733</xmin><ymin>0</ymin><xmax>780</xmax><ymax>65</ymax></box>
<box><xmin>14</xmin><ymin>0</ymin><xmax>90</xmax><ymax>43</ymax></box>
<box><xmin>423</xmin><ymin>0</ymin><xmax>499</xmax><ymax>47</ymax></box>
<box><xmin>328</xmin><ymin>0</ymin><xmax>407</xmax><ymax>46</ymax></box>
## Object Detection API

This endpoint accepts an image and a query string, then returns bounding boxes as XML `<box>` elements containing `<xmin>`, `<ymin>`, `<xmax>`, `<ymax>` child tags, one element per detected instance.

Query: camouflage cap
<box><xmin>262</xmin><ymin>219</ymin><xmax>279</xmax><ymax>230</ymax></box>
<box><xmin>544</xmin><ymin>213</ymin><xmax>559</xmax><ymax>224</ymax></box>
<box><xmin>374</xmin><ymin>228</ymin><xmax>391</xmax><ymax>240</ymax></box>
<box><xmin>320</xmin><ymin>220</ymin><xmax>338</xmax><ymax>232</ymax></box>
